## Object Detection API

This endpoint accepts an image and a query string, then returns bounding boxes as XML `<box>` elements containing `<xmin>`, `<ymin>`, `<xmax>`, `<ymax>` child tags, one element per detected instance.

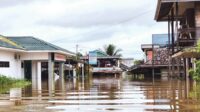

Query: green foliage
<box><xmin>134</xmin><ymin>60</ymin><xmax>143</xmax><ymax>65</ymax></box>
<box><xmin>0</xmin><ymin>75</ymin><xmax>14</xmax><ymax>86</ymax></box>
<box><xmin>0</xmin><ymin>75</ymin><xmax>31</xmax><ymax>93</ymax></box>
<box><xmin>197</xmin><ymin>40</ymin><xmax>200</xmax><ymax>52</ymax></box>
<box><xmin>103</xmin><ymin>44</ymin><xmax>122</xmax><ymax>56</ymax></box>
<box><xmin>76</xmin><ymin>52</ymin><xmax>83</xmax><ymax>60</ymax></box>
<box><xmin>189</xmin><ymin>60</ymin><xmax>200</xmax><ymax>81</ymax></box>
<box><xmin>189</xmin><ymin>82</ymin><xmax>200</xmax><ymax>100</ymax></box>
<box><xmin>189</xmin><ymin>40</ymin><xmax>200</xmax><ymax>81</ymax></box>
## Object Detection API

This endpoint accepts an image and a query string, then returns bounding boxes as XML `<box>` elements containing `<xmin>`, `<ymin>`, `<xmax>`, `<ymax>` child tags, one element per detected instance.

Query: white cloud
<box><xmin>0</xmin><ymin>0</ymin><xmax>168</xmax><ymax>59</ymax></box>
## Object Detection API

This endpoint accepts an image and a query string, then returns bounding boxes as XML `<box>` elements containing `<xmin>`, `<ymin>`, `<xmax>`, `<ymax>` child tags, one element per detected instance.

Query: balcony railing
<box><xmin>176</xmin><ymin>27</ymin><xmax>196</xmax><ymax>47</ymax></box>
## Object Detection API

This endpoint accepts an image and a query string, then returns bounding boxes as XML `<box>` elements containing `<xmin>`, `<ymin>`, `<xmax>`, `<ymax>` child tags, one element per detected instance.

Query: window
<box><xmin>0</xmin><ymin>61</ymin><xmax>10</xmax><ymax>68</ymax></box>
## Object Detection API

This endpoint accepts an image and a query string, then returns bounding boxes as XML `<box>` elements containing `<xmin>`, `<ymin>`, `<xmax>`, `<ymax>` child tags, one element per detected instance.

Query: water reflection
<box><xmin>0</xmin><ymin>73</ymin><xmax>200</xmax><ymax>111</ymax></box>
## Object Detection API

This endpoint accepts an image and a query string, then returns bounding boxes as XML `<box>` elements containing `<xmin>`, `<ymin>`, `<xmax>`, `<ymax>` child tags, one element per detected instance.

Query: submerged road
<box><xmin>0</xmin><ymin>73</ymin><xmax>200</xmax><ymax>112</ymax></box>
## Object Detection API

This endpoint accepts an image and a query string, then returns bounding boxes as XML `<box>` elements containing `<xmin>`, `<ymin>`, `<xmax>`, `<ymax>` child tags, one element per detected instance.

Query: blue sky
<box><xmin>0</xmin><ymin>0</ymin><xmax>168</xmax><ymax>59</ymax></box>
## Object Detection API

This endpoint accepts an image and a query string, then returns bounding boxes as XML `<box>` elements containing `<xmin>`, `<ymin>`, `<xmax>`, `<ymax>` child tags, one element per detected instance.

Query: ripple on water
<box><xmin>0</xmin><ymin>74</ymin><xmax>200</xmax><ymax>112</ymax></box>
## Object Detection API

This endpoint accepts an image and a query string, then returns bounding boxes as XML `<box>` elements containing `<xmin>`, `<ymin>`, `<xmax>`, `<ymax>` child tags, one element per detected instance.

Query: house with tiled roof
<box><xmin>0</xmin><ymin>35</ymin><xmax>75</xmax><ymax>82</ymax></box>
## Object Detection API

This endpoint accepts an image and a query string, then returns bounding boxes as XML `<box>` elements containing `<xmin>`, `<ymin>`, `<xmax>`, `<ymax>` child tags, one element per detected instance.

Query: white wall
<box><xmin>0</xmin><ymin>50</ymin><xmax>22</xmax><ymax>79</ymax></box>
<box><xmin>21</xmin><ymin>52</ymin><xmax>48</xmax><ymax>60</ymax></box>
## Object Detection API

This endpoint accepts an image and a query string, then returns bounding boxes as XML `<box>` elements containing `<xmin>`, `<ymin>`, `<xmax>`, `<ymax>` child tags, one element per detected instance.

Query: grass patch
<box><xmin>0</xmin><ymin>75</ymin><xmax>31</xmax><ymax>93</ymax></box>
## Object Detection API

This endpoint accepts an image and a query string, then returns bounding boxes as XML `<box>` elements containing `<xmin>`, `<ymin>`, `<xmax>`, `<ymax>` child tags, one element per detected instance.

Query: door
<box><xmin>24</xmin><ymin>61</ymin><xmax>32</xmax><ymax>80</ymax></box>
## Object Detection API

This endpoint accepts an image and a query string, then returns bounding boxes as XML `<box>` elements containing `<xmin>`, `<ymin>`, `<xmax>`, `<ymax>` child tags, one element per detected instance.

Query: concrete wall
<box><xmin>0</xmin><ymin>51</ymin><xmax>48</xmax><ymax>79</ymax></box>
<box><xmin>21</xmin><ymin>52</ymin><xmax>48</xmax><ymax>61</ymax></box>
<box><xmin>0</xmin><ymin>50</ymin><xmax>22</xmax><ymax>79</ymax></box>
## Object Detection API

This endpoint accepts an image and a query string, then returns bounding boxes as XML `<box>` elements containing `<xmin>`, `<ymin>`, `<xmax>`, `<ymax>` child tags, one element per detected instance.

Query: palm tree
<box><xmin>103</xmin><ymin>44</ymin><xmax>122</xmax><ymax>56</ymax></box>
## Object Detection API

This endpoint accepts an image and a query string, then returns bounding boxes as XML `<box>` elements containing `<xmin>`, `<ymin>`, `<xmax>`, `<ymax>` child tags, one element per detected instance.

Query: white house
<box><xmin>0</xmin><ymin>35</ymin><xmax>75</xmax><ymax>81</ymax></box>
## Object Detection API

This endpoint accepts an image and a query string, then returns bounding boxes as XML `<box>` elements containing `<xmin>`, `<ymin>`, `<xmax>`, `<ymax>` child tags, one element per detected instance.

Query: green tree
<box><xmin>189</xmin><ymin>40</ymin><xmax>200</xmax><ymax>81</ymax></box>
<box><xmin>134</xmin><ymin>59</ymin><xmax>144</xmax><ymax>65</ymax></box>
<box><xmin>103</xmin><ymin>44</ymin><xmax>122</xmax><ymax>56</ymax></box>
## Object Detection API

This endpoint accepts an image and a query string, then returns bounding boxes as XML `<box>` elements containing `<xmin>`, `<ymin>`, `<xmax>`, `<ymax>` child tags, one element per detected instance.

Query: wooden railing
<box><xmin>176</xmin><ymin>27</ymin><xmax>196</xmax><ymax>46</ymax></box>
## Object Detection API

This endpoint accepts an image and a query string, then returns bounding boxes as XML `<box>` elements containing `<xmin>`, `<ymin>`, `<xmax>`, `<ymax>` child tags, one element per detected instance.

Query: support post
<box><xmin>168</xmin><ymin>16</ymin><xmax>171</xmax><ymax>77</ymax></box>
<box><xmin>59</xmin><ymin>62</ymin><xmax>65</xmax><ymax>94</ymax></box>
<box><xmin>175</xmin><ymin>2</ymin><xmax>179</xmax><ymax>78</ymax></box>
<box><xmin>152</xmin><ymin>44</ymin><xmax>155</xmax><ymax>80</ymax></box>
<box><xmin>171</xmin><ymin>8</ymin><xmax>175</xmax><ymax>77</ymax></box>
<box><xmin>82</xmin><ymin>64</ymin><xmax>84</xmax><ymax>78</ymax></box>
<box><xmin>59</xmin><ymin>62</ymin><xmax>65</xmax><ymax>84</ymax></box>
<box><xmin>73</xmin><ymin>68</ymin><xmax>76</xmax><ymax>77</ymax></box>
<box><xmin>37</xmin><ymin>61</ymin><xmax>42</xmax><ymax>92</ymax></box>
<box><xmin>183</xmin><ymin>58</ymin><xmax>186</xmax><ymax>78</ymax></box>
<box><xmin>186</xmin><ymin>58</ymin><xmax>189</xmax><ymax>79</ymax></box>
<box><xmin>68</xmin><ymin>59</ymin><xmax>71</xmax><ymax>76</ymax></box>
<box><xmin>117</xmin><ymin>60</ymin><xmax>120</xmax><ymax>67</ymax></box>
<box><xmin>32</xmin><ymin>61</ymin><xmax>37</xmax><ymax>91</ymax></box>
<box><xmin>48</xmin><ymin>53</ymin><xmax>55</xmax><ymax>96</ymax></box>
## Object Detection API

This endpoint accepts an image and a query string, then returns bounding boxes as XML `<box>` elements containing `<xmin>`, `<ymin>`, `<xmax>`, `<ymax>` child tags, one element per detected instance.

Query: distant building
<box><xmin>121</xmin><ymin>58</ymin><xmax>134</xmax><ymax>67</ymax></box>
<box><xmin>130</xmin><ymin>34</ymin><xmax>172</xmax><ymax>76</ymax></box>
<box><xmin>152</xmin><ymin>34</ymin><xmax>169</xmax><ymax>46</ymax></box>
<box><xmin>80</xmin><ymin>50</ymin><xmax>122</xmax><ymax>74</ymax></box>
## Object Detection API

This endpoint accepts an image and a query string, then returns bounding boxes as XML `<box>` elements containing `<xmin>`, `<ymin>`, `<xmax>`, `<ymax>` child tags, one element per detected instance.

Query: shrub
<box><xmin>0</xmin><ymin>75</ymin><xmax>31</xmax><ymax>93</ymax></box>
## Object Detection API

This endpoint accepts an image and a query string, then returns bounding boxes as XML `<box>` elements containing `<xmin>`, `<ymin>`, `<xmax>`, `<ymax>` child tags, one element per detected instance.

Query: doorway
<box><xmin>24</xmin><ymin>61</ymin><xmax>32</xmax><ymax>80</ymax></box>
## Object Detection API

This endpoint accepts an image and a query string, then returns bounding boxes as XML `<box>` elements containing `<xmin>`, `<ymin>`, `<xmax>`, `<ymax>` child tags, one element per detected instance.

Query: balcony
<box><xmin>176</xmin><ymin>27</ymin><xmax>196</xmax><ymax>47</ymax></box>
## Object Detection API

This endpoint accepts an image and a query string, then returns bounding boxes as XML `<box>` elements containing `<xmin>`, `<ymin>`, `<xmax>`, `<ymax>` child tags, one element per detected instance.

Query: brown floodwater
<box><xmin>0</xmin><ymin>72</ymin><xmax>200</xmax><ymax>112</ymax></box>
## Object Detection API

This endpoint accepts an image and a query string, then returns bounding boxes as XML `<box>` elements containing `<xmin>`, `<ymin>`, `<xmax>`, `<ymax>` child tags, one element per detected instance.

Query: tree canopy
<box><xmin>103</xmin><ymin>44</ymin><xmax>122</xmax><ymax>56</ymax></box>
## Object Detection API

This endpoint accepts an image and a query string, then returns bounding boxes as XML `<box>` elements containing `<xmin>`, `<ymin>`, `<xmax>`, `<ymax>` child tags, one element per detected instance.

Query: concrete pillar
<box><xmin>32</xmin><ymin>61</ymin><xmax>37</xmax><ymax>90</ymax></box>
<box><xmin>59</xmin><ymin>62</ymin><xmax>65</xmax><ymax>91</ymax></box>
<box><xmin>68</xmin><ymin>60</ymin><xmax>71</xmax><ymax>76</ymax></box>
<box><xmin>59</xmin><ymin>62</ymin><xmax>64</xmax><ymax>80</ymax></box>
<box><xmin>37</xmin><ymin>61</ymin><xmax>42</xmax><ymax>91</ymax></box>
<box><xmin>48</xmin><ymin>53</ymin><xmax>55</xmax><ymax>95</ymax></box>
<box><xmin>21</xmin><ymin>61</ymin><xmax>25</xmax><ymax>79</ymax></box>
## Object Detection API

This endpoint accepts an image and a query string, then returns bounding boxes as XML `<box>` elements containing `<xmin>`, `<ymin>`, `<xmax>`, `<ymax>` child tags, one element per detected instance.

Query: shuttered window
<box><xmin>0</xmin><ymin>61</ymin><xmax>10</xmax><ymax>67</ymax></box>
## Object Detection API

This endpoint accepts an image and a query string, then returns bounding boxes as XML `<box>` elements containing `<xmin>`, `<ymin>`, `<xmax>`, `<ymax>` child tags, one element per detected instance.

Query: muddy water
<box><xmin>0</xmin><ymin>73</ymin><xmax>200</xmax><ymax>112</ymax></box>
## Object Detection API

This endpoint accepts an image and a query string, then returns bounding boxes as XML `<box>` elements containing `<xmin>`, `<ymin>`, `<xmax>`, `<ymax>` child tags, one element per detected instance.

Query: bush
<box><xmin>0</xmin><ymin>75</ymin><xmax>15</xmax><ymax>86</ymax></box>
<box><xmin>0</xmin><ymin>75</ymin><xmax>31</xmax><ymax>92</ymax></box>
<box><xmin>188</xmin><ymin>40</ymin><xmax>200</xmax><ymax>81</ymax></box>
<box><xmin>189</xmin><ymin>60</ymin><xmax>200</xmax><ymax>81</ymax></box>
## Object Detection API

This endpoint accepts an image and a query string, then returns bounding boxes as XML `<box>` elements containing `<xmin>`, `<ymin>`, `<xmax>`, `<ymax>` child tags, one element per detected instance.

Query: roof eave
<box><xmin>26</xmin><ymin>50</ymin><xmax>76</xmax><ymax>57</ymax></box>
<box><xmin>155</xmin><ymin>0</ymin><xmax>162</xmax><ymax>21</ymax></box>
<box><xmin>155</xmin><ymin>0</ymin><xmax>174</xmax><ymax>22</ymax></box>
<box><xmin>0</xmin><ymin>46</ymin><xmax>25</xmax><ymax>52</ymax></box>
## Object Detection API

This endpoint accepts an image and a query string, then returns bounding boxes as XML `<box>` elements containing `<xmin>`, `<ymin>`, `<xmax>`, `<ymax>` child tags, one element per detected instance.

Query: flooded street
<box><xmin>0</xmin><ymin>73</ymin><xmax>200</xmax><ymax>112</ymax></box>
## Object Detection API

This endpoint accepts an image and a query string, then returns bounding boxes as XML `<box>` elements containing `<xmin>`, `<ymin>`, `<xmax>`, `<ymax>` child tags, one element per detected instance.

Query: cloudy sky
<box><xmin>0</xmin><ymin>0</ymin><xmax>167</xmax><ymax>59</ymax></box>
